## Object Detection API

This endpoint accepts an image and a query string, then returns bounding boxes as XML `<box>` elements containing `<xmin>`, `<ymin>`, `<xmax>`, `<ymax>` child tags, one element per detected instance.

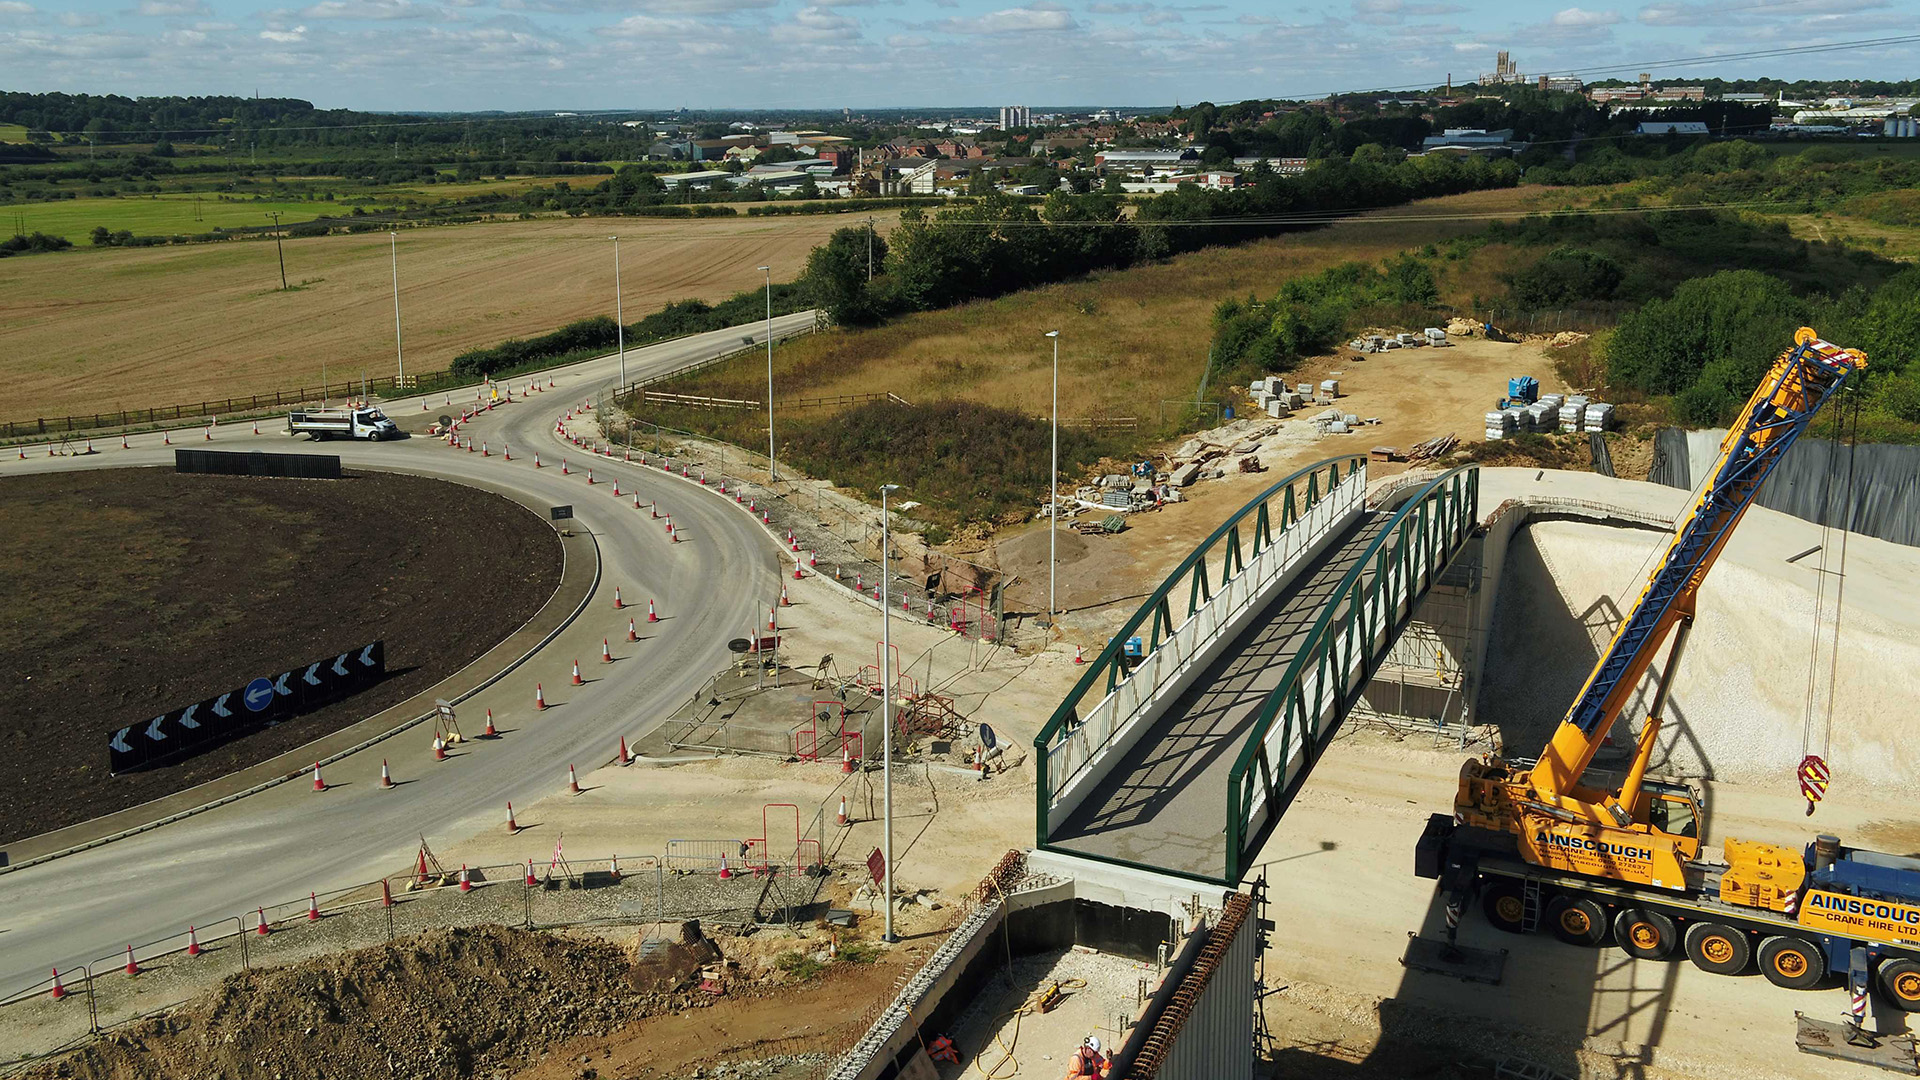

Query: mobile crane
<box><xmin>1413</xmin><ymin>330</ymin><xmax>1920</xmax><ymax>1034</ymax></box>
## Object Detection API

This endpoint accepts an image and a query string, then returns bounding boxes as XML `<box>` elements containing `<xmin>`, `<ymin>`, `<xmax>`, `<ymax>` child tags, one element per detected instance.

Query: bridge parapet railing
<box><xmin>1034</xmin><ymin>455</ymin><xmax>1369</xmax><ymax>840</ymax></box>
<box><xmin>1226</xmin><ymin>466</ymin><xmax>1479</xmax><ymax>881</ymax></box>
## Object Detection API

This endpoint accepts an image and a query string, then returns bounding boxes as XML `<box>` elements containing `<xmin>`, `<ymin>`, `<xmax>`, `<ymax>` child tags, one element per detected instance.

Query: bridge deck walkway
<box><xmin>1047</xmin><ymin>512</ymin><xmax>1389</xmax><ymax>881</ymax></box>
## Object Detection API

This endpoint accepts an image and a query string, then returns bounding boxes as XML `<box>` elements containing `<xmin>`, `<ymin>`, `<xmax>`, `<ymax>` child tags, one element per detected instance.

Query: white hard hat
<box><xmin>1084</xmin><ymin>1036</ymin><xmax>1101</xmax><ymax>1053</ymax></box>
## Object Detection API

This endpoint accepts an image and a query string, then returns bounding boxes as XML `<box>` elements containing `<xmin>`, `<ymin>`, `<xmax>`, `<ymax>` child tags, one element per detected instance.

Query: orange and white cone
<box><xmin>525</xmin><ymin>859</ymin><xmax>537</xmax><ymax>887</ymax></box>
<box><xmin>459</xmin><ymin>865</ymin><xmax>472</xmax><ymax>893</ymax></box>
<box><xmin>312</xmin><ymin>761</ymin><xmax>325</xmax><ymax>791</ymax></box>
<box><xmin>769</xmin><ymin>605</ymin><xmax>777</xmax><ymax>631</ymax></box>
<box><xmin>618</xmin><ymin>735</ymin><xmax>632</xmax><ymax>765</ymax></box>
<box><xmin>793</xmin><ymin>563</ymin><xmax>803</xmax><ymax>580</ymax></box>
<box><xmin>534</xmin><ymin>453</ymin><xmax>542</xmax><ymax>468</ymax></box>
<box><xmin>507</xmin><ymin>801</ymin><xmax>519</xmax><ymax>834</ymax></box>
<box><xmin>567</xmin><ymin>764</ymin><xmax>581</xmax><ymax>795</ymax></box>
<box><xmin>571</xmin><ymin>659</ymin><xmax>583</xmax><ymax>685</ymax></box>
<box><xmin>122</xmin><ymin>434</ymin><xmax>130</xmax><ymax>450</ymax></box>
<box><xmin>380</xmin><ymin>759</ymin><xmax>393</xmax><ymax>789</ymax></box>
<box><xmin>627</xmin><ymin>617</ymin><xmax>638</xmax><ymax>642</ymax></box>
<box><xmin>536</xmin><ymin>683</ymin><xmax>547</xmax><ymax>710</ymax></box>
<box><xmin>482</xmin><ymin>441</ymin><xmax>489</xmax><ymax>457</ymax></box>
<box><xmin>1073</xmin><ymin>645</ymin><xmax>1084</xmax><ymax>665</ymax></box>
<box><xmin>186</xmin><ymin>926</ymin><xmax>201</xmax><ymax>957</ymax></box>
<box><xmin>718</xmin><ymin>855</ymin><xmax>732</xmax><ymax>880</ymax></box>
<box><xmin>503</xmin><ymin>443</ymin><xmax>511</xmax><ymax>460</ymax></box>
<box><xmin>836</xmin><ymin>796</ymin><xmax>849</xmax><ymax>827</ymax></box>
<box><xmin>602</xmin><ymin>638</ymin><xmax>613</xmax><ymax>663</ymax></box>
<box><xmin>670</xmin><ymin>524</ymin><xmax>679</xmax><ymax>543</ymax></box>
<box><xmin>664</xmin><ymin>515</ymin><xmax>672</xmax><ymax>534</ymax></box>
<box><xmin>483</xmin><ymin>710</ymin><xmax>497</xmax><ymax>737</ymax></box>
<box><xmin>433</xmin><ymin>735</ymin><xmax>447</xmax><ymax>760</ymax></box>
<box><xmin>561</xmin><ymin>459</ymin><xmax>569</xmax><ymax>474</ymax></box>
<box><xmin>252</xmin><ymin>422</ymin><xmax>260</xmax><ymax>436</ymax></box>
<box><xmin>648</xmin><ymin>599</ymin><xmax>658</xmax><ymax>623</ymax></box>
<box><xmin>610</xmin><ymin>855</ymin><xmax>622</xmax><ymax>882</ymax></box>
<box><xmin>781</xmin><ymin>586</ymin><xmax>791</xmax><ymax>606</ymax></box>
<box><xmin>809</xmin><ymin>550</ymin><xmax>818</xmax><ymax>567</ymax></box>
<box><xmin>50</xmin><ymin>968</ymin><xmax>66</xmax><ymax>1000</ymax></box>
<box><xmin>586</xmin><ymin>468</ymin><xmax>594</xmax><ymax>485</ymax></box>
<box><xmin>612</xmin><ymin>480</ymin><xmax>620</xmax><ymax>496</ymax></box>
<box><xmin>614</xmin><ymin>586</ymin><xmax>624</xmax><ymax>609</ymax></box>
<box><xmin>841</xmin><ymin>745</ymin><xmax>854</xmax><ymax>774</ymax></box>
<box><xmin>164</xmin><ymin>431</ymin><xmax>171</xmax><ymax>445</ymax></box>
<box><xmin>255</xmin><ymin>907</ymin><xmax>271</xmax><ymax>936</ymax></box>
<box><xmin>125</xmin><ymin>944</ymin><xmax>140</xmax><ymax>976</ymax></box>
<box><xmin>307</xmin><ymin>892</ymin><xmax>321</xmax><ymax>921</ymax></box>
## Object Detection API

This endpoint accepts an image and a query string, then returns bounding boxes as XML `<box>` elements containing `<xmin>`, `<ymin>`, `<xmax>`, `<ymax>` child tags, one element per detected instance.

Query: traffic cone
<box><xmin>856</xmin><ymin>574</ymin><xmax>863</xmax><ymax>590</ymax></box>
<box><xmin>614</xmin><ymin>586</ymin><xmax>624</xmax><ymax>609</ymax></box>
<box><xmin>651</xmin><ymin>503</ymin><xmax>658</xmax><ymax>518</ymax></box>
<box><xmin>380</xmin><ymin>759</ymin><xmax>393</xmax><ymax>788</ymax></box>
<box><xmin>928</xmin><ymin>601</ymin><xmax>938</xmax><ymax>622</ymax></box>
<box><xmin>618</xmin><ymin>735</ymin><xmax>631</xmax><ymax>765</ymax></box>
<box><xmin>793</xmin><ymin>563</ymin><xmax>803</xmax><ymax>580</ymax></box>
<box><xmin>781</xmin><ymin>586</ymin><xmax>791</xmax><ymax>606</ymax></box>
<box><xmin>307</xmin><ymin>892</ymin><xmax>321</xmax><ymax>921</ymax></box>
<box><xmin>433</xmin><ymin>735</ymin><xmax>447</xmax><ymax>760</ymax></box>
<box><xmin>568</xmin><ymin>764</ymin><xmax>580</xmax><ymax>795</ymax></box>
<box><xmin>507</xmin><ymin>801</ymin><xmax>519</xmax><ymax>834</ymax></box>
<box><xmin>252</xmin><ymin>422</ymin><xmax>260</xmax><ymax>436</ymax></box>
<box><xmin>483</xmin><ymin>710</ymin><xmax>497</xmax><ymax>738</ymax></box>
<box><xmin>186</xmin><ymin>926</ymin><xmax>201</xmax><ymax>956</ymax></box>
<box><xmin>610</xmin><ymin>855</ymin><xmax>622</xmax><ymax>882</ymax></box>
<box><xmin>664</xmin><ymin>515</ymin><xmax>672</xmax><ymax>534</ymax></box>
<box><xmin>125</xmin><ymin>944</ymin><xmax>139</xmax><ymax>976</ymax></box>
<box><xmin>50</xmin><ymin>968</ymin><xmax>65</xmax><ymax>1000</ymax></box>
<box><xmin>836</xmin><ymin>796</ymin><xmax>849</xmax><ymax>827</ymax></box>
<box><xmin>312</xmin><ymin>761</ymin><xmax>325</xmax><ymax>791</ymax></box>
<box><xmin>1073</xmin><ymin>645</ymin><xmax>1084</xmax><ymax>664</ymax></box>
<box><xmin>769</xmin><ymin>606</ymin><xmax>777</xmax><ymax>631</ymax></box>
<box><xmin>602</xmin><ymin>638</ymin><xmax>613</xmax><ymax>663</ymax></box>
<box><xmin>482</xmin><ymin>441</ymin><xmax>489</xmax><ymax>457</ymax></box>
<box><xmin>122</xmin><ymin>434</ymin><xmax>129</xmax><ymax>450</ymax></box>
<box><xmin>381</xmin><ymin>878</ymin><xmax>394</xmax><ymax>907</ymax></box>
<box><xmin>255</xmin><ymin>908</ymin><xmax>271</xmax><ymax>936</ymax></box>
<box><xmin>633</xmin><ymin>492</ymin><xmax>641</xmax><ymax>509</ymax></box>
<box><xmin>718</xmin><ymin>855</ymin><xmax>732</xmax><ymax>880</ymax></box>
<box><xmin>903</xmin><ymin>595</ymin><xmax>911</xmax><ymax>611</ymax></box>
<box><xmin>841</xmin><ymin>745</ymin><xmax>854</xmax><ymax>774</ymax></box>
<box><xmin>459</xmin><ymin>865</ymin><xmax>472</xmax><ymax>893</ymax></box>
<box><xmin>571</xmin><ymin>659</ymin><xmax>583</xmax><ymax>685</ymax></box>
<box><xmin>534</xmin><ymin>453</ymin><xmax>542</xmax><ymax>468</ymax></box>
<box><xmin>536</xmin><ymin>683</ymin><xmax>547</xmax><ymax>710</ymax></box>
<box><xmin>415</xmin><ymin>848</ymin><xmax>431</xmax><ymax>884</ymax></box>
<box><xmin>627</xmin><ymin>617</ymin><xmax>638</xmax><ymax>642</ymax></box>
<box><xmin>612</xmin><ymin>480</ymin><xmax>620</xmax><ymax>496</ymax></box>
<box><xmin>561</xmin><ymin>459</ymin><xmax>569</xmax><ymax>474</ymax></box>
<box><xmin>586</xmin><ymin>468</ymin><xmax>594</xmax><ymax>485</ymax></box>
<box><xmin>164</xmin><ymin>430</ymin><xmax>171</xmax><ymax>445</ymax></box>
<box><xmin>503</xmin><ymin>443</ymin><xmax>511</xmax><ymax>460</ymax></box>
<box><xmin>525</xmin><ymin>859</ymin><xmax>537</xmax><ymax>887</ymax></box>
<box><xmin>810</xmin><ymin>550</ymin><xmax>817</xmax><ymax>568</ymax></box>
<box><xmin>670</xmin><ymin>525</ymin><xmax>679</xmax><ymax>543</ymax></box>
<box><xmin>204</xmin><ymin>426</ymin><xmax>212</xmax><ymax>441</ymax></box>
<box><xmin>648</xmin><ymin>599</ymin><xmax>658</xmax><ymax>623</ymax></box>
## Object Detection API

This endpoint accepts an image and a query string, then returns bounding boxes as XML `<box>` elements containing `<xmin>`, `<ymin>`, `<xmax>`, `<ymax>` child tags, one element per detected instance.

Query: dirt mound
<box><xmin>21</xmin><ymin>926</ymin><xmax>680</xmax><ymax>1080</ymax></box>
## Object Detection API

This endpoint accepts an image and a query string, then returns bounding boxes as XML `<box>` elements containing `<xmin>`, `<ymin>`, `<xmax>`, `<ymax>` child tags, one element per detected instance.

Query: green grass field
<box><xmin>0</xmin><ymin>124</ymin><xmax>29</xmax><ymax>143</ymax></box>
<box><xmin>5</xmin><ymin>195</ymin><xmax>348</xmax><ymax>243</ymax></box>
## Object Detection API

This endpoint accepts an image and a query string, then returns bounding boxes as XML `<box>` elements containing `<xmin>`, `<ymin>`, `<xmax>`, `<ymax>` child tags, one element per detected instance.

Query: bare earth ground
<box><xmin>0</xmin><ymin>212</ymin><xmax>894</xmax><ymax>420</ymax></box>
<box><xmin>0</xmin><ymin>467</ymin><xmax>560</xmax><ymax>842</ymax></box>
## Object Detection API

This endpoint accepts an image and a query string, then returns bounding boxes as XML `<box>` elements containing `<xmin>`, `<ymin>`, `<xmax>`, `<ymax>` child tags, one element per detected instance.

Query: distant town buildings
<box><xmin>999</xmin><ymin>106</ymin><xmax>1031</xmax><ymax>130</ymax></box>
<box><xmin>1478</xmin><ymin>52</ymin><xmax>1582</xmax><ymax>93</ymax></box>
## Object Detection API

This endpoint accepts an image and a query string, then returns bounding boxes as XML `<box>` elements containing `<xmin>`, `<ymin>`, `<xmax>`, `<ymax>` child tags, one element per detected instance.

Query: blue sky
<box><xmin>0</xmin><ymin>0</ymin><xmax>1914</xmax><ymax>112</ymax></box>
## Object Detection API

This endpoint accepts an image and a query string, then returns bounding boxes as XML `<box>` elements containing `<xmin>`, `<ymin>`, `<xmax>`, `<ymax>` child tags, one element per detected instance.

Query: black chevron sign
<box><xmin>107</xmin><ymin>641</ymin><xmax>386</xmax><ymax>773</ymax></box>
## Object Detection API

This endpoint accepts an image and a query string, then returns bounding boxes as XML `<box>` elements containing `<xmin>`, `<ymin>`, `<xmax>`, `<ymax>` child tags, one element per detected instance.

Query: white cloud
<box><xmin>1087</xmin><ymin>1</ymin><xmax>1149</xmax><ymax>10</ymax></box>
<box><xmin>935</xmin><ymin>5</ymin><xmax>1074</xmax><ymax>34</ymax></box>
<box><xmin>259</xmin><ymin>23</ymin><xmax>307</xmax><ymax>40</ymax></box>
<box><xmin>300</xmin><ymin>0</ymin><xmax>436</xmax><ymax>17</ymax></box>
<box><xmin>1141</xmin><ymin>9</ymin><xmax>1180</xmax><ymax>23</ymax></box>
<box><xmin>885</xmin><ymin>32</ymin><xmax>927</xmax><ymax>46</ymax></box>
<box><xmin>1551</xmin><ymin>6</ymin><xmax>1620</xmax><ymax>25</ymax></box>
<box><xmin>134</xmin><ymin>0</ymin><xmax>210</xmax><ymax>13</ymax></box>
<box><xmin>0</xmin><ymin>1</ymin><xmax>37</xmax><ymax>14</ymax></box>
<box><xmin>772</xmin><ymin>5</ymin><xmax>859</xmax><ymax>41</ymax></box>
<box><xmin>504</xmin><ymin>0</ymin><xmax>771</xmax><ymax>11</ymax></box>
<box><xmin>59</xmin><ymin>9</ymin><xmax>101</xmax><ymax>22</ymax></box>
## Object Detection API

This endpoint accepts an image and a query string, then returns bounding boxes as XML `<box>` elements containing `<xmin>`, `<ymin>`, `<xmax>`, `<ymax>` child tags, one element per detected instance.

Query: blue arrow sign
<box><xmin>244</xmin><ymin>676</ymin><xmax>275</xmax><ymax>712</ymax></box>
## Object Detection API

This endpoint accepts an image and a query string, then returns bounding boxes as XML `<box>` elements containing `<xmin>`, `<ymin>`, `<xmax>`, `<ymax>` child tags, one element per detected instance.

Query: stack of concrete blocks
<box><xmin>1559</xmin><ymin>394</ymin><xmax>1592</xmax><ymax>433</ymax></box>
<box><xmin>1524</xmin><ymin>400</ymin><xmax>1557</xmax><ymax>431</ymax></box>
<box><xmin>1485</xmin><ymin>409</ymin><xmax>1517</xmax><ymax>442</ymax></box>
<box><xmin>1584</xmin><ymin>402</ymin><xmax>1615</xmax><ymax>432</ymax></box>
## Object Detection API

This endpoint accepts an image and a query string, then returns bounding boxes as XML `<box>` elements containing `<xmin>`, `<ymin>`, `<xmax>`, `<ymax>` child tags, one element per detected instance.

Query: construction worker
<box><xmin>928</xmin><ymin>1033</ymin><xmax>959</xmax><ymax>1063</ymax></box>
<box><xmin>1064</xmin><ymin>1035</ymin><xmax>1108</xmax><ymax>1078</ymax></box>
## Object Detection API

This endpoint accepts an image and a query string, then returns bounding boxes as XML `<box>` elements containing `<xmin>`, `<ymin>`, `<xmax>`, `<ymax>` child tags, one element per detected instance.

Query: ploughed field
<box><xmin>0</xmin><ymin>467</ymin><xmax>561</xmax><ymax>842</ymax></box>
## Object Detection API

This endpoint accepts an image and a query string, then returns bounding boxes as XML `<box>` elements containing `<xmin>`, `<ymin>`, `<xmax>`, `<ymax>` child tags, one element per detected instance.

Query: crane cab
<box><xmin>1640</xmin><ymin>780</ymin><xmax>1701</xmax><ymax>849</ymax></box>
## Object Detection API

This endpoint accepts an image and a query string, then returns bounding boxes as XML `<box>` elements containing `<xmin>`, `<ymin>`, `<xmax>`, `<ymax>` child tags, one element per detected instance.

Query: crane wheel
<box><xmin>1612</xmin><ymin>908</ymin><xmax>1677</xmax><ymax>961</ymax></box>
<box><xmin>1546</xmin><ymin>896</ymin><xmax>1609</xmax><ymax>947</ymax></box>
<box><xmin>1481</xmin><ymin>882</ymin><xmax>1529</xmax><ymax>934</ymax></box>
<box><xmin>1757</xmin><ymin>937</ymin><xmax>1824</xmax><ymax>990</ymax></box>
<box><xmin>1878</xmin><ymin>958</ymin><xmax>1920</xmax><ymax>1011</ymax></box>
<box><xmin>1683</xmin><ymin>922</ymin><xmax>1751</xmax><ymax>976</ymax></box>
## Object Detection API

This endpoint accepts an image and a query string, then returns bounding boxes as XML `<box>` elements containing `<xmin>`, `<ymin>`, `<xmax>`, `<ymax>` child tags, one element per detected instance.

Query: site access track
<box><xmin>1035</xmin><ymin>458</ymin><xmax>1479</xmax><ymax>885</ymax></box>
<box><xmin>0</xmin><ymin>313</ymin><xmax>813</xmax><ymax>1002</ymax></box>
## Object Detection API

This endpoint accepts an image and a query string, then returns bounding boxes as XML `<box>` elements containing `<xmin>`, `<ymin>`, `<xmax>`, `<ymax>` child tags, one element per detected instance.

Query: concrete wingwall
<box><xmin>1471</xmin><ymin>469</ymin><xmax>1920</xmax><ymax>793</ymax></box>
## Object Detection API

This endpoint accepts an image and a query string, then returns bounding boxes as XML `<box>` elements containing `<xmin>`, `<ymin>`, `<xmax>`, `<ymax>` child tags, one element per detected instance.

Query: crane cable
<box><xmin>1798</xmin><ymin>385</ymin><xmax>1861</xmax><ymax>808</ymax></box>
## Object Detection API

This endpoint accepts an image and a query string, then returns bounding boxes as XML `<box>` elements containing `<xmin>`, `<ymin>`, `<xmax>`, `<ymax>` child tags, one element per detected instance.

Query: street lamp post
<box><xmin>611</xmin><ymin>236</ymin><xmax>625</xmax><ymax>390</ymax></box>
<box><xmin>1045</xmin><ymin>330</ymin><xmax>1060</xmax><ymax>628</ymax></box>
<box><xmin>759</xmin><ymin>265</ymin><xmax>776</xmax><ymax>482</ymax></box>
<box><xmin>389</xmin><ymin>232</ymin><xmax>405</xmax><ymax>387</ymax></box>
<box><xmin>880</xmin><ymin>482</ymin><xmax>901</xmax><ymax>943</ymax></box>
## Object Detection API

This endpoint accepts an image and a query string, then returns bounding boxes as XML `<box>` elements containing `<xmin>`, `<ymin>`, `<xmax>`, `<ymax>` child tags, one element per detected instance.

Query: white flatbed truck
<box><xmin>287</xmin><ymin>407</ymin><xmax>399</xmax><ymax>441</ymax></box>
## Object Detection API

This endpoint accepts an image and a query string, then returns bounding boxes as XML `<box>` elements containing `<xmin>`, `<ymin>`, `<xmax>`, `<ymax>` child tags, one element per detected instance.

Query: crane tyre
<box><xmin>1481</xmin><ymin>882</ymin><xmax>1530</xmax><ymax>935</ymax></box>
<box><xmin>1684</xmin><ymin>922</ymin><xmax>1750</xmax><ymax>975</ymax></box>
<box><xmin>1878</xmin><ymin>958</ymin><xmax>1920</xmax><ymax>1011</ymax></box>
<box><xmin>1546</xmin><ymin>896</ymin><xmax>1609</xmax><ymax>947</ymax></box>
<box><xmin>1757</xmin><ymin>937</ymin><xmax>1824</xmax><ymax>990</ymax></box>
<box><xmin>1613</xmin><ymin>908</ymin><xmax>1677</xmax><ymax>961</ymax></box>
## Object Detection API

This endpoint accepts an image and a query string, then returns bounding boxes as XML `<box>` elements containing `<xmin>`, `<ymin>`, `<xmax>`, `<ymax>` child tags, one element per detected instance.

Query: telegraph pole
<box><xmin>266</xmin><ymin>212</ymin><xmax>288</xmax><ymax>290</ymax></box>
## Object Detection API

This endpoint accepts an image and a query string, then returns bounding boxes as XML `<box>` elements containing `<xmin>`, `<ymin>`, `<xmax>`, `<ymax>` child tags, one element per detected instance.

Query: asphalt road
<box><xmin>0</xmin><ymin>313</ymin><xmax>816</xmax><ymax>997</ymax></box>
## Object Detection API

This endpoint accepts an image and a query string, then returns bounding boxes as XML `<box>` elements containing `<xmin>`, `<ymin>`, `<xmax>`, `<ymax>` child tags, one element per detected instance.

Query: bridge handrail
<box><xmin>1224</xmin><ymin>464</ymin><xmax>1479</xmax><ymax>881</ymax></box>
<box><xmin>1033</xmin><ymin>454</ymin><xmax>1368</xmax><ymax>838</ymax></box>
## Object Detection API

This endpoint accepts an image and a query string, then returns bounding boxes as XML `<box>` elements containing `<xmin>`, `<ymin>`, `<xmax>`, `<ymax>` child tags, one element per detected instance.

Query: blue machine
<box><xmin>1507</xmin><ymin>376</ymin><xmax>1539</xmax><ymax>404</ymax></box>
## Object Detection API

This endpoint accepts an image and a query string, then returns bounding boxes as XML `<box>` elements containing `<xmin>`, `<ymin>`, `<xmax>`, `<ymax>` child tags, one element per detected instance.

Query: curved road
<box><xmin>0</xmin><ymin>314</ymin><xmax>814</xmax><ymax>997</ymax></box>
